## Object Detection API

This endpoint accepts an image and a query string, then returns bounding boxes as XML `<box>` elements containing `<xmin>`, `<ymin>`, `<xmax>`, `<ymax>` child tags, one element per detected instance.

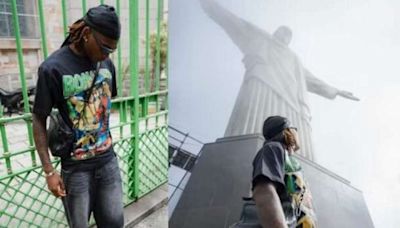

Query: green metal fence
<box><xmin>0</xmin><ymin>0</ymin><xmax>168</xmax><ymax>227</ymax></box>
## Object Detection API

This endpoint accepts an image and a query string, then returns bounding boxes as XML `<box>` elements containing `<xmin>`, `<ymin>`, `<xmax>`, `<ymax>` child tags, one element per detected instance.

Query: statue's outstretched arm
<box><xmin>199</xmin><ymin>0</ymin><xmax>267</xmax><ymax>53</ymax></box>
<box><xmin>305</xmin><ymin>68</ymin><xmax>360</xmax><ymax>101</ymax></box>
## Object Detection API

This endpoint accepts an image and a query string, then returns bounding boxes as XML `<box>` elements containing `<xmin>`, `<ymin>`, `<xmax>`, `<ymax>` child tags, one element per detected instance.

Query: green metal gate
<box><xmin>0</xmin><ymin>0</ymin><xmax>168</xmax><ymax>227</ymax></box>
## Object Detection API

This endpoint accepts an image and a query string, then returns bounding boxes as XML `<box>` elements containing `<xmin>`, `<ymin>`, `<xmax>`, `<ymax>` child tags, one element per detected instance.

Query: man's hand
<box><xmin>33</xmin><ymin>113</ymin><xmax>66</xmax><ymax>198</ymax></box>
<box><xmin>46</xmin><ymin>172</ymin><xmax>66</xmax><ymax>197</ymax></box>
<box><xmin>337</xmin><ymin>90</ymin><xmax>360</xmax><ymax>101</ymax></box>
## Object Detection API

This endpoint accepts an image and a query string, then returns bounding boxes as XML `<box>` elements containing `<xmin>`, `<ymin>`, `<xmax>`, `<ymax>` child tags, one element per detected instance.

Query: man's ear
<box><xmin>81</xmin><ymin>26</ymin><xmax>91</xmax><ymax>42</ymax></box>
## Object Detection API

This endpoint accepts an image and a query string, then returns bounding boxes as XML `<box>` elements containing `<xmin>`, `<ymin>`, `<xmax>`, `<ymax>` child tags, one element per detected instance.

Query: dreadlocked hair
<box><xmin>268</xmin><ymin>128</ymin><xmax>297</xmax><ymax>150</ymax></box>
<box><xmin>283</xmin><ymin>129</ymin><xmax>297</xmax><ymax>149</ymax></box>
<box><xmin>61</xmin><ymin>19</ymin><xmax>87</xmax><ymax>48</ymax></box>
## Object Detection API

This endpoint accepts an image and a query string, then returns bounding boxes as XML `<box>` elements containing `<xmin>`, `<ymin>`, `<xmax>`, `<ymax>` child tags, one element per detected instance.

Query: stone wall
<box><xmin>0</xmin><ymin>42</ymin><xmax>40</xmax><ymax>91</ymax></box>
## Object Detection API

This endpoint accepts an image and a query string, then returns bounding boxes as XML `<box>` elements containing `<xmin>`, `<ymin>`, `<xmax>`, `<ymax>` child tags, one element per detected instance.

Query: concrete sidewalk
<box><xmin>132</xmin><ymin>205</ymin><xmax>168</xmax><ymax>228</ymax></box>
<box><xmin>125</xmin><ymin>184</ymin><xmax>168</xmax><ymax>228</ymax></box>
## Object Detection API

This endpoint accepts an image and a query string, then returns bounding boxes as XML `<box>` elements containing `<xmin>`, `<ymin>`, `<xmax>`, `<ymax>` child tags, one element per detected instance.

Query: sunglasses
<box><xmin>92</xmin><ymin>31</ymin><xmax>116</xmax><ymax>55</ymax></box>
<box><xmin>288</xmin><ymin>127</ymin><xmax>297</xmax><ymax>131</ymax></box>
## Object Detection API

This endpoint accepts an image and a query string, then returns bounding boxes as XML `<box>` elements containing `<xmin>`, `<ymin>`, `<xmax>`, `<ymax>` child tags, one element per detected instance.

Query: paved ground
<box><xmin>123</xmin><ymin>184</ymin><xmax>168</xmax><ymax>228</ymax></box>
<box><xmin>132</xmin><ymin>205</ymin><xmax>168</xmax><ymax>228</ymax></box>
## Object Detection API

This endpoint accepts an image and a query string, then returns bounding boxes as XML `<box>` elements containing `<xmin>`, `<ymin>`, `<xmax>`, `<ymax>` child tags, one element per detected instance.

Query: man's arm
<box><xmin>32</xmin><ymin>113</ymin><xmax>66</xmax><ymax>197</ymax></box>
<box><xmin>304</xmin><ymin>68</ymin><xmax>360</xmax><ymax>101</ymax></box>
<box><xmin>253</xmin><ymin>181</ymin><xmax>288</xmax><ymax>228</ymax></box>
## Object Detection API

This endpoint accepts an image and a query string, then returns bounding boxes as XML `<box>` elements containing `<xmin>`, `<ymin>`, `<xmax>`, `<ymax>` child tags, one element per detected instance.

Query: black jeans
<box><xmin>61</xmin><ymin>155</ymin><xmax>124</xmax><ymax>228</ymax></box>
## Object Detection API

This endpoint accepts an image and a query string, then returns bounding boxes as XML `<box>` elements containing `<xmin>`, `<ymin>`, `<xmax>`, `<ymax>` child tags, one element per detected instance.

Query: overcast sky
<box><xmin>169</xmin><ymin>0</ymin><xmax>400</xmax><ymax>227</ymax></box>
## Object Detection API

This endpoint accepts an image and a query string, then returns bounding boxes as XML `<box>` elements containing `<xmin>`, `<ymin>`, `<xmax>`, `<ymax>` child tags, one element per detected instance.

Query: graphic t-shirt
<box><xmin>33</xmin><ymin>46</ymin><xmax>117</xmax><ymax>168</ymax></box>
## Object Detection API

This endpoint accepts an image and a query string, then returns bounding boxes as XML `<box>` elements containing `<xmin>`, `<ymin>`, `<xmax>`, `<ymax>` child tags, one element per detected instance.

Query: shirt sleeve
<box><xmin>252</xmin><ymin>143</ymin><xmax>286</xmax><ymax>193</ymax></box>
<box><xmin>32</xmin><ymin>65</ymin><xmax>56</xmax><ymax>117</ymax></box>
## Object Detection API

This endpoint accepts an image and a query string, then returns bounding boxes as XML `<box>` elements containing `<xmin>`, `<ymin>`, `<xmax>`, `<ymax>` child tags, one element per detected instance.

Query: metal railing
<box><xmin>0</xmin><ymin>0</ymin><xmax>168</xmax><ymax>227</ymax></box>
<box><xmin>168</xmin><ymin>126</ymin><xmax>204</xmax><ymax>216</ymax></box>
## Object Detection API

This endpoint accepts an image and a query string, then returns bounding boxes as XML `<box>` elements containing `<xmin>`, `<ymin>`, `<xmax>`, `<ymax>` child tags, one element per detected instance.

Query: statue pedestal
<box><xmin>170</xmin><ymin>134</ymin><xmax>373</xmax><ymax>228</ymax></box>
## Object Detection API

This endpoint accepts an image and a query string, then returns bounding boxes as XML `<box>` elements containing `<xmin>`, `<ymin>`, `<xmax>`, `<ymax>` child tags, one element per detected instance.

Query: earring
<box><xmin>84</xmin><ymin>38</ymin><xmax>88</xmax><ymax>42</ymax></box>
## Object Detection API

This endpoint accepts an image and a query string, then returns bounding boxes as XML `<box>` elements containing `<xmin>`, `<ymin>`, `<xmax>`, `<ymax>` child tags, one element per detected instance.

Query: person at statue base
<box><xmin>251</xmin><ymin>116</ymin><xmax>316</xmax><ymax>228</ymax></box>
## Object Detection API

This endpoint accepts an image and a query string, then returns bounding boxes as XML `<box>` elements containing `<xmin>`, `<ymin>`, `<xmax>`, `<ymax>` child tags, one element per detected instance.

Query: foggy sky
<box><xmin>169</xmin><ymin>0</ymin><xmax>400</xmax><ymax>227</ymax></box>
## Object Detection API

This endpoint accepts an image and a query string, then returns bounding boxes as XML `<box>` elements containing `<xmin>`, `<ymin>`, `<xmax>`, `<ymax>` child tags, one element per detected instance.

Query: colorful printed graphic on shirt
<box><xmin>63</xmin><ymin>68</ymin><xmax>113</xmax><ymax>160</ymax></box>
<box><xmin>284</xmin><ymin>154</ymin><xmax>317</xmax><ymax>227</ymax></box>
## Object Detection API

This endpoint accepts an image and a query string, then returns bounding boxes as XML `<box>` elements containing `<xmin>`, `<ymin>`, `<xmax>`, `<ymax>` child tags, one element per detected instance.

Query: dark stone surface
<box><xmin>170</xmin><ymin>134</ymin><xmax>374</xmax><ymax>228</ymax></box>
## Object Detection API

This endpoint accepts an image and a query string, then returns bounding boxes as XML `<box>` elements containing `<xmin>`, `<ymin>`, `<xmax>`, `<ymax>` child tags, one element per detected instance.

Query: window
<box><xmin>169</xmin><ymin>145</ymin><xmax>198</xmax><ymax>171</ymax></box>
<box><xmin>0</xmin><ymin>0</ymin><xmax>39</xmax><ymax>38</ymax></box>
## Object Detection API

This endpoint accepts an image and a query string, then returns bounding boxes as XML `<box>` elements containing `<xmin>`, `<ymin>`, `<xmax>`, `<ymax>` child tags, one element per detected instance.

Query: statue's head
<box><xmin>273</xmin><ymin>26</ymin><xmax>292</xmax><ymax>46</ymax></box>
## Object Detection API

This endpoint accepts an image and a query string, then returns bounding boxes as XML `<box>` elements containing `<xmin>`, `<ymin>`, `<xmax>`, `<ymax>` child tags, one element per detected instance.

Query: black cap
<box><xmin>83</xmin><ymin>4</ymin><xmax>121</xmax><ymax>40</ymax></box>
<box><xmin>262</xmin><ymin>116</ymin><xmax>291</xmax><ymax>140</ymax></box>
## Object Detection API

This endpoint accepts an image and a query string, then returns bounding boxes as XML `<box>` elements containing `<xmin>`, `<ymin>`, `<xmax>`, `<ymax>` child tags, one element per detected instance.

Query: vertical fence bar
<box><xmin>10</xmin><ymin>0</ymin><xmax>37</xmax><ymax>167</ymax></box>
<box><xmin>129</xmin><ymin>0</ymin><xmax>140</xmax><ymax>199</ymax></box>
<box><xmin>61</xmin><ymin>0</ymin><xmax>68</xmax><ymax>36</ymax></box>
<box><xmin>145</xmin><ymin>0</ymin><xmax>150</xmax><ymax>95</ymax></box>
<box><xmin>38</xmin><ymin>0</ymin><xmax>48</xmax><ymax>58</ymax></box>
<box><xmin>28</xmin><ymin>0</ymin><xmax>50</xmax><ymax>167</ymax></box>
<box><xmin>82</xmin><ymin>0</ymin><xmax>87</xmax><ymax>16</ymax></box>
<box><xmin>155</xmin><ymin>0</ymin><xmax>162</xmax><ymax>126</ymax></box>
<box><xmin>10</xmin><ymin>0</ymin><xmax>28</xmax><ymax>113</ymax></box>
<box><xmin>165</xmin><ymin>4</ymin><xmax>169</xmax><ymax>124</ymax></box>
<box><xmin>116</xmin><ymin>0</ymin><xmax>122</xmax><ymax>97</ymax></box>
<box><xmin>36</xmin><ymin>1</ymin><xmax>48</xmax><ymax>100</ymax></box>
<box><xmin>116</xmin><ymin>0</ymin><xmax>125</xmax><ymax>138</ymax></box>
<box><xmin>165</xmin><ymin>0</ymin><xmax>168</xmax><ymax>93</ymax></box>
<box><xmin>0</xmin><ymin>121</ymin><xmax>11</xmax><ymax>174</ymax></box>
<box><xmin>143</xmin><ymin>0</ymin><xmax>150</xmax><ymax>131</ymax></box>
<box><xmin>155</xmin><ymin>0</ymin><xmax>162</xmax><ymax>93</ymax></box>
<box><xmin>0</xmin><ymin>104</ymin><xmax>11</xmax><ymax>176</ymax></box>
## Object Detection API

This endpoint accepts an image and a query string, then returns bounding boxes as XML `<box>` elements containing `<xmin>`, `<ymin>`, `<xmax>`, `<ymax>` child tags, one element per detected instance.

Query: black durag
<box><xmin>61</xmin><ymin>4</ymin><xmax>120</xmax><ymax>47</ymax></box>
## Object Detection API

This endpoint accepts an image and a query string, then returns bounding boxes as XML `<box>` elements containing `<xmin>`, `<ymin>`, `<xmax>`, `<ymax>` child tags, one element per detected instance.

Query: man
<box><xmin>199</xmin><ymin>0</ymin><xmax>359</xmax><ymax>160</ymax></box>
<box><xmin>32</xmin><ymin>5</ymin><xmax>123</xmax><ymax>228</ymax></box>
<box><xmin>252</xmin><ymin>116</ymin><xmax>315</xmax><ymax>228</ymax></box>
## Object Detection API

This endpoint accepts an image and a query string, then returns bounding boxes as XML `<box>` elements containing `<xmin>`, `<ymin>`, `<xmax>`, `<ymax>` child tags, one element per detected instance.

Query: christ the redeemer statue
<box><xmin>200</xmin><ymin>0</ymin><xmax>359</xmax><ymax>160</ymax></box>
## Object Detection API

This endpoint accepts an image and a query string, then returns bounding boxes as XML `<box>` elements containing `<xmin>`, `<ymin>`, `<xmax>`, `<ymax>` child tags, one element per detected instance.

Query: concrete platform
<box><xmin>133</xmin><ymin>205</ymin><xmax>168</xmax><ymax>228</ymax></box>
<box><xmin>125</xmin><ymin>184</ymin><xmax>168</xmax><ymax>228</ymax></box>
